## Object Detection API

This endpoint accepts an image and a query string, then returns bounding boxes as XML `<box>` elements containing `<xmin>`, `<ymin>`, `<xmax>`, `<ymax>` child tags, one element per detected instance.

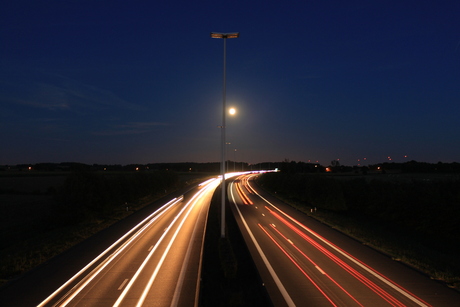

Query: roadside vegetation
<box><xmin>0</xmin><ymin>169</ymin><xmax>204</xmax><ymax>287</ymax></box>
<box><xmin>257</xmin><ymin>172</ymin><xmax>460</xmax><ymax>291</ymax></box>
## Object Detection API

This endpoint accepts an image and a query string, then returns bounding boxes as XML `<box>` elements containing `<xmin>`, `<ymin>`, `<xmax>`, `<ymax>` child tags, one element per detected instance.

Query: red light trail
<box><xmin>264</xmin><ymin>205</ymin><xmax>431</xmax><ymax>307</ymax></box>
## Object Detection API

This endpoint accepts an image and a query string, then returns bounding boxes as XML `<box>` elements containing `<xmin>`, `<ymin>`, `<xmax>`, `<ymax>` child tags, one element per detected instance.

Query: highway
<box><xmin>2</xmin><ymin>172</ymin><xmax>459</xmax><ymax>306</ymax></box>
<box><xmin>228</xmin><ymin>173</ymin><xmax>460</xmax><ymax>307</ymax></box>
<box><xmin>36</xmin><ymin>177</ymin><xmax>221</xmax><ymax>307</ymax></box>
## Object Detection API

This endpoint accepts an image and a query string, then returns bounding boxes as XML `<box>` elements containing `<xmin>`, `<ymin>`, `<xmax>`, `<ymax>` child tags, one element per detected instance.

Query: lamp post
<box><xmin>211</xmin><ymin>31</ymin><xmax>239</xmax><ymax>238</ymax></box>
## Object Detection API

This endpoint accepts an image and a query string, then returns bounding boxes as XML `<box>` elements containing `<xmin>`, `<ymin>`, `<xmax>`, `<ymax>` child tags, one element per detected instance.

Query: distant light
<box><xmin>229</xmin><ymin>107</ymin><xmax>236</xmax><ymax>115</ymax></box>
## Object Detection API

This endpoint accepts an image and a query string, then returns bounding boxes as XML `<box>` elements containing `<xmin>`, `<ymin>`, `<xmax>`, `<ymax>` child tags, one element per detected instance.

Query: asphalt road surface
<box><xmin>2</xmin><ymin>172</ymin><xmax>459</xmax><ymax>306</ymax></box>
<box><xmin>229</xmin><ymin>173</ymin><xmax>460</xmax><ymax>307</ymax></box>
<box><xmin>0</xmin><ymin>178</ymin><xmax>221</xmax><ymax>307</ymax></box>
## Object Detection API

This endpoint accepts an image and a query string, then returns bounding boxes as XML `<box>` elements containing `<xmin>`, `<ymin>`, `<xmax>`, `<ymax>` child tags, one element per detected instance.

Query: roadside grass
<box><xmin>0</xmin><ymin>172</ymin><xmax>209</xmax><ymax>288</ymax></box>
<box><xmin>0</xmin><ymin>193</ymin><xmax>158</xmax><ymax>287</ymax></box>
<box><xmin>256</xmin><ymin>183</ymin><xmax>460</xmax><ymax>291</ymax></box>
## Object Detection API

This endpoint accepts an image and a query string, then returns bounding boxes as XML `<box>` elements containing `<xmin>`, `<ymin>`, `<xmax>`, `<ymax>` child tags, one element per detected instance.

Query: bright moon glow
<box><xmin>229</xmin><ymin>108</ymin><xmax>236</xmax><ymax>115</ymax></box>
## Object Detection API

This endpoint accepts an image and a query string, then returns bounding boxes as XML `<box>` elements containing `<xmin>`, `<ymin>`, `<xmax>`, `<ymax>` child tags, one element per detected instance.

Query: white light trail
<box><xmin>136</xmin><ymin>179</ymin><xmax>219</xmax><ymax>306</ymax></box>
<box><xmin>38</xmin><ymin>197</ymin><xmax>182</xmax><ymax>307</ymax></box>
<box><xmin>114</xmin><ymin>179</ymin><xmax>219</xmax><ymax>307</ymax></box>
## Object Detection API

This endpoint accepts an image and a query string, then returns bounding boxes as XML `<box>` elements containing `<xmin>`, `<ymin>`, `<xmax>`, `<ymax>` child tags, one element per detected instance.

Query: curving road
<box><xmin>2</xmin><ymin>172</ymin><xmax>459</xmax><ymax>306</ymax></box>
<box><xmin>229</xmin><ymin>173</ymin><xmax>460</xmax><ymax>306</ymax></box>
<box><xmin>34</xmin><ymin>177</ymin><xmax>221</xmax><ymax>307</ymax></box>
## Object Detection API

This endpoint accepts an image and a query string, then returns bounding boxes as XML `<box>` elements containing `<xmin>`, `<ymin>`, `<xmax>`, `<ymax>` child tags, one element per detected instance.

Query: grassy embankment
<box><xmin>0</xmin><ymin>171</ymin><xmax>207</xmax><ymax>287</ymax></box>
<box><xmin>257</xmin><ymin>172</ymin><xmax>460</xmax><ymax>291</ymax></box>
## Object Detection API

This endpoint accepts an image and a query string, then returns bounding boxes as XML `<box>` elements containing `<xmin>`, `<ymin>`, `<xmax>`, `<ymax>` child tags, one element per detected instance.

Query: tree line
<box><xmin>257</xmin><ymin>172</ymin><xmax>460</xmax><ymax>248</ymax></box>
<box><xmin>56</xmin><ymin>170</ymin><xmax>179</xmax><ymax>224</ymax></box>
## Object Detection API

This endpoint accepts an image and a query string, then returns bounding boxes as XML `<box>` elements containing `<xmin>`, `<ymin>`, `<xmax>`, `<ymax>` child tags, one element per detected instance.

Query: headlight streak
<box><xmin>198</xmin><ymin>177</ymin><xmax>218</xmax><ymax>187</ymax></box>
<box><xmin>245</xmin><ymin>175</ymin><xmax>431</xmax><ymax>307</ymax></box>
<box><xmin>37</xmin><ymin>197</ymin><xmax>183</xmax><ymax>307</ymax></box>
<box><xmin>229</xmin><ymin>181</ymin><xmax>296</xmax><ymax>307</ymax></box>
<box><xmin>136</xmin><ymin>179</ymin><xmax>219</xmax><ymax>307</ymax></box>
<box><xmin>115</xmin><ymin>179</ymin><xmax>220</xmax><ymax>307</ymax></box>
<box><xmin>170</xmin><ymin>183</ymin><xmax>211</xmax><ymax>307</ymax></box>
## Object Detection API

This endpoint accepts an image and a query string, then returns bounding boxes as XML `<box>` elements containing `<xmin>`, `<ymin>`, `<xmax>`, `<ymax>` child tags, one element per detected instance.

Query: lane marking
<box><xmin>247</xmin><ymin>177</ymin><xmax>430</xmax><ymax>307</ymax></box>
<box><xmin>135</xmin><ymin>181</ymin><xmax>219</xmax><ymax>307</ymax></box>
<box><xmin>229</xmin><ymin>182</ymin><xmax>295</xmax><ymax>307</ymax></box>
<box><xmin>171</xmin><ymin>182</ymin><xmax>215</xmax><ymax>307</ymax></box>
<box><xmin>118</xmin><ymin>279</ymin><xmax>129</xmax><ymax>290</ymax></box>
<box><xmin>259</xmin><ymin>224</ymin><xmax>337</xmax><ymax>306</ymax></box>
<box><xmin>316</xmin><ymin>266</ymin><xmax>326</xmax><ymax>275</ymax></box>
<box><xmin>269</xmin><ymin>223</ymin><xmax>364</xmax><ymax>307</ymax></box>
<box><xmin>37</xmin><ymin>196</ymin><xmax>183</xmax><ymax>307</ymax></box>
<box><xmin>114</xmin><ymin>196</ymin><xmax>196</xmax><ymax>307</ymax></box>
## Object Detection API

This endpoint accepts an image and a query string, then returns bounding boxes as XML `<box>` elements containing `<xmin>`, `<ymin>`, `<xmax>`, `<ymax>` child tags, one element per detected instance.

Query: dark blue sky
<box><xmin>1</xmin><ymin>1</ymin><xmax>459</xmax><ymax>165</ymax></box>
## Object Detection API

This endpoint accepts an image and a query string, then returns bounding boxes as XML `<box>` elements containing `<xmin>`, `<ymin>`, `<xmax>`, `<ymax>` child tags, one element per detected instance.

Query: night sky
<box><xmin>1</xmin><ymin>1</ymin><xmax>459</xmax><ymax>166</ymax></box>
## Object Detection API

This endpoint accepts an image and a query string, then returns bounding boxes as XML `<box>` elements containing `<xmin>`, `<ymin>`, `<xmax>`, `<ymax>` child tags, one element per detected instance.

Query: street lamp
<box><xmin>211</xmin><ymin>31</ymin><xmax>239</xmax><ymax>238</ymax></box>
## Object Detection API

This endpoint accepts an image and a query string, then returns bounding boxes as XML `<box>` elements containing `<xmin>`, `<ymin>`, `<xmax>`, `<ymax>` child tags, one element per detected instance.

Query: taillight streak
<box><xmin>235</xmin><ymin>181</ymin><xmax>253</xmax><ymax>205</ymax></box>
<box><xmin>268</xmin><ymin>224</ymin><xmax>364</xmax><ymax>307</ymax></box>
<box><xmin>229</xmin><ymin>183</ymin><xmax>296</xmax><ymax>306</ymax></box>
<box><xmin>267</xmin><ymin>207</ymin><xmax>407</xmax><ymax>307</ymax></box>
<box><xmin>242</xmin><ymin>176</ymin><xmax>255</xmax><ymax>194</ymax></box>
<box><xmin>246</xmin><ymin>174</ymin><xmax>431</xmax><ymax>307</ymax></box>
<box><xmin>258</xmin><ymin>224</ymin><xmax>338</xmax><ymax>307</ymax></box>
